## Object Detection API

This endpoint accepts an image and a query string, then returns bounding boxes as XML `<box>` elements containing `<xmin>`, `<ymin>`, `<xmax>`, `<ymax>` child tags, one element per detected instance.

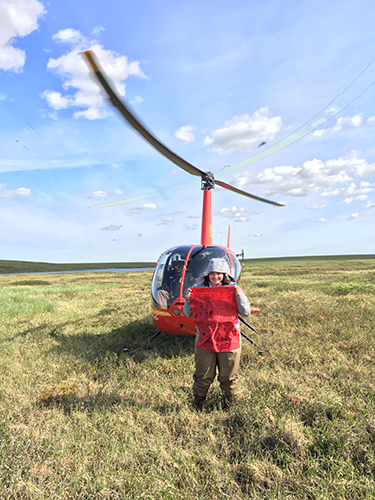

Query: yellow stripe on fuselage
<box><xmin>151</xmin><ymin>307</ymin><xmax>171</xmax><ymax>317</ymax></box>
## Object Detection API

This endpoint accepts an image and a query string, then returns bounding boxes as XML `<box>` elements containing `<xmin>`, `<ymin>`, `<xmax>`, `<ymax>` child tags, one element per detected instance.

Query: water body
<box><xmin>0</xmin><ymin>268</ymin><xmax>154</xmax><ymax>276</ymax></box>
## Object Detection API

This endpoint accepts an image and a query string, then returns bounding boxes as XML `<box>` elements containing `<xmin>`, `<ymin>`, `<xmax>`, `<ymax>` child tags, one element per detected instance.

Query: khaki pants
<box><xmin>193</xmin><ymin>347</ymin><xmax>241</xmax><ymax>397</ymax></box>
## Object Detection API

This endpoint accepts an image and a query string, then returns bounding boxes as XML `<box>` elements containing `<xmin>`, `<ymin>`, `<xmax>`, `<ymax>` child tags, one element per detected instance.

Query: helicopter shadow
<box><xmin>32</xmin><ymin>314</ymin><xmax>196</xmax><ymax>415</ymax></box>
<box><xmin>13</xmin><ymin>308</ymin><xmax>195</xmax><ymax>364</ymax></box>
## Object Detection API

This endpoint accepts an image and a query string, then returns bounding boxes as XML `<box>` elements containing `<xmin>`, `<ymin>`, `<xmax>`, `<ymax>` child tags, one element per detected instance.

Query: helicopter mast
<box><xmin>201</xmin><ymin>173</ymin><xmax>215</xmax><ymax>246</ymax></box>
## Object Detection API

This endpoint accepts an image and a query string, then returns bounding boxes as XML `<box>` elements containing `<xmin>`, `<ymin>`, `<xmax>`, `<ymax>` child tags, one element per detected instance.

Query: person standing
<box><xmin>182</xmin><ymin>257</ymin><xmax>250</xmax><ymax>411</ymax></box>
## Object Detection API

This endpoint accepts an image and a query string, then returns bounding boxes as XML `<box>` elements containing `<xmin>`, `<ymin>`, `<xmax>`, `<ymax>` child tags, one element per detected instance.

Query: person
<box><xmin>156</xmin><ymin>256</ymin><xmax>184</xmax><ymax>308</ymax></box>
<box><xmin>182</xmin><ymin>257</ymin><xmax>250</xmax><ymax>411</ymax></box>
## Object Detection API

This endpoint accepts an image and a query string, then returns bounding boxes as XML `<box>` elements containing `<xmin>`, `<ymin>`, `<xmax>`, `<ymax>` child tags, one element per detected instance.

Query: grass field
<box><xmin>0</xmin><ymin>260</ymin><xmax>155</xmax><ymax>275</ymax></box>
<box><xmin>0</xmin><ymin>256</ymin><xmax>374</xmax><ymax>499</ymax></box>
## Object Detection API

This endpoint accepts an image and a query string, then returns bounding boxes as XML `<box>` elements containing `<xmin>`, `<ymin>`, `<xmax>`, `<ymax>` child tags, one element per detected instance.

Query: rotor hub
<box><xmin>201</xmin><ymin>172</ymin><xmax>215</xmax><ymax>191</ymax></box>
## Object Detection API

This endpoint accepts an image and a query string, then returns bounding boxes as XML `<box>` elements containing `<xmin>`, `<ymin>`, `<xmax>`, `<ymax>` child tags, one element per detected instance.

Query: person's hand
<box><xmin>187</xmin><ymin>288</ymin><xmax>192</xmax><ymax>298</ymax></box>
<box><xmin>235</xmin><ymin>286</ymin><xmax>241</xmax><ymax>296</ymax></box>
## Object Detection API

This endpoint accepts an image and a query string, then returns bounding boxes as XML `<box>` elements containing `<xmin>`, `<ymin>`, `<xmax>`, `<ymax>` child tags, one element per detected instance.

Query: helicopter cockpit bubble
<box><xmin>151</xmin><ymin>244</ymin><xmax>242</xmax><ymax>310</ymax></box>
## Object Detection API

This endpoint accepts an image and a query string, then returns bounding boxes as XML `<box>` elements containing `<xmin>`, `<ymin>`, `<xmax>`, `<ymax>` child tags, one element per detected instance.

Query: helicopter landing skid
<box><xmin>239</xmin><ymin>316</ymin><xmax>264</xmax><ymax>355</ymax></box>
<box><xmin>149</xmin><ymin>327</ymin><xmax>263</xmax><ymax>355</ymax></box>
<box><xmin>240</xmin><ymin>330</ymin><xmax>263</xmax><ymax>355</ymax></box>
<box><xmin>150</xmin><ymin>330</ymin><xmax>162</xmax><ymax>341</ymax></box>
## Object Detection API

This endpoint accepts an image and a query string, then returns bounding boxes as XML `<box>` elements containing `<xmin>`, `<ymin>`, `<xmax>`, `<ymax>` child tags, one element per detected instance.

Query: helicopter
<box><xmin>82</xmin><ymin>50</ymin><xmax>284</xmax><ymax>338</ymax></box>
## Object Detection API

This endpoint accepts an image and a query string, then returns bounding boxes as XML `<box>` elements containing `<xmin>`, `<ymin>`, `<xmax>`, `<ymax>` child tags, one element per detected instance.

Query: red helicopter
<box><xmin>82</xmin><ymin>50</ymin><xmax>284</xmax><ymax>339</ymax></box>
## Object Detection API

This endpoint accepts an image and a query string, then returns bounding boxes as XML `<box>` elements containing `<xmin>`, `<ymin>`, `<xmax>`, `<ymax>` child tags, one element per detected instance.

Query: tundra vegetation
<box><xmin>0</xmin><ymin>256</ymin><xmax>374</xmax><ymax>499</ymax></box>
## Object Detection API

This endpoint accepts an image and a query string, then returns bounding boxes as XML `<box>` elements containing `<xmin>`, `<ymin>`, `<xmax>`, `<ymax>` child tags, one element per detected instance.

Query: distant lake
<box><xmin>0</xmin><ymin>267</ymin><xmax>154</xmax><ymax>276</ymax></box>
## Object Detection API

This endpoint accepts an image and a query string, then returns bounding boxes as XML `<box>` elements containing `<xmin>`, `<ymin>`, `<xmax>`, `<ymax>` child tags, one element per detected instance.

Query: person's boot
<box><xmin>222</xmin><ymin>394</ymin><xmax>236</xmax><ymax>410</ymax></box>
<box><xmin>193</xmin><ymin>394</ymin><xmax>206</xmax><ymax>412</ymax></box>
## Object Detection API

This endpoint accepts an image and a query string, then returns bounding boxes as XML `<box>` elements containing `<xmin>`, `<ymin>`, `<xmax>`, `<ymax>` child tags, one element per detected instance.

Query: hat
<box><xmin>204</xmin><ymin>258</ymin><xmax>232</xmax><ymax>278</ymax></box>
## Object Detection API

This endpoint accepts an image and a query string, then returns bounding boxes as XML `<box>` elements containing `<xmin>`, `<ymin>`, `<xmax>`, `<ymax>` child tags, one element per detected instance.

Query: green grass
<box><xmin>0</xmin><ymin>259</ymin><xmax>155</xmax><ymax>274</ymax></box>
<box><xmin>0</xmin><ymin>257</ymin><xmax>374</xmax><ymax>499</ymax></box>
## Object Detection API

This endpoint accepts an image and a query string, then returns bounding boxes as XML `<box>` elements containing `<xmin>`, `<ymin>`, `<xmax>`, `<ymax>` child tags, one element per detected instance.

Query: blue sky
<box><xmin>0</xmin><ymin>0</ymin><xmax>374</xmax><ymax>263</ymax></box>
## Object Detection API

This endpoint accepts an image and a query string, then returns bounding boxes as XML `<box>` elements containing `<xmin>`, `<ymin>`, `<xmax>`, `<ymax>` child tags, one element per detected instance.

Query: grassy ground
<box><xmin>0</xmin><ymin>257</ymin><xmax>374</xmax><ymax>499</ymax></box>
<box><xmin>0</xmin><ymin>260</ymin><xmax>155</xmax><ymax>274</ymax></box>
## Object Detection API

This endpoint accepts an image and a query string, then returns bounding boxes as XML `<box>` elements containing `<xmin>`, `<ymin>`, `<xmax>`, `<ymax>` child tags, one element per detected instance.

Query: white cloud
<box><xmin>52</xmin><ymin>28</ymin><xmax>83</xmax><ymax>45</ymax></box>
<box><xmin>131</xmin><ymin>95</ymin><xmax>144</xmax><ymax>105</ymax></box>
<box><xmin>158</xmin><ymin>217</ymin><xmax>175</xmax><ymax>225</ymax></box>
<box><xmin>0</xmin><ymin>187</ymin><xmax>31</xmax><ymax>199</ymax></box>
<box><xmin>306</xmin><ymin>200</ymin><xmax>329</xmax><ymax>209</ymax></box>
<box><xmin>349</xmin><ymin>213</ymin><xmax>359</xmax><ymax>220</ymax></box>
<box><xmin>367</xmin><ymin>117</ymin><xmax>375</xmax><ymax>125</ymax></box>
<box><xmin>163</xmin><ymin>211</ymin><xmax>184</xmax><ymax>216</ymax></box>
<box><xmin>92</xmin><ymin>26</ymin><xmax>105</xmax><ymax>36</ymax></box>
<box><xmin>136</xmin><ymin>203</ymin><xmax>157</xmax><ymax>210</ymax></box>
<box><xmin>40</xmin><ymin>90</ymin><xmax>73</xmax><ymax>110</ymax></box>
<box><xmin>230</xmin><ymin>150</ymin><xmax>375</xmax><ymax>199</ymax></box>
<box><xmin>322</xmin><ymin>181</ymin><xmax>374</xmax><ymax>199</ymax></box>
<box><xmin>184</xmin><ymin>223</ymin><xmax>199</xmax><ymax>230</ymax></box>
<box><xmin>332</xmin><ymin>115</ymin><xmax>363</xmax><ymax>132</ymax></box>
<box><xmin>216</xmin><ymin>206</ymin><xmax>256</xmax><ymax>222</ymax></box>
<box><xmin>73</xmin><ymin>108</ymin><xmax>109</xmax><ymax>120</ymax></box>
<box><xmin>0</xmin><ymin>0</ymin><xmax>45</xmax><ymax>72</ymax></box>
<box><xmin>174</xmin><ymin>125</ymin><xmax>195</xmax><ymax>144</ymax></box>
<box><xmin>339</xmin><ymin>194</ymin><xmax>369</xmax><ymax>204</ymax></box>
<box><xmin>252</xmin><ymin>233</ymin><xmax>262</xmax><ymax>237</ymax></box>
<box><xmin>364</xmin><ymin>200</ymin><xmax>375</xmax><ymax>208</ymax></box>
<box><xmin>81</xmin><ymin>189</ymin><xmax>125</xmax><ymax>199</ymax></box>
<box><xmin>203</xmin><ymin>107</ymin><xmax>283</xmax><ymax>154</ymax></box>
<box><xmin>100</xmin><ymin>225</ymin><xmax>123</xmax><ymax>231</ymax></box>
<box><xmin>318</xmin><ymin>218</ymin><xmax>328</xmax><ymax>223</ymax></box>
<box><xmin>310</xmin><ymin>114</ymin><xmax>364</xmax><ymax>140</ymax></box>
<box><xmin>312</xmin><ymin>129</ymin><xmax>327</xmax><ymax>138</ymax></box>
<box><xmin>86</xmin><ymin>190</ymin><xmax>110</xmax><ymax>198</ymax></box>
<box><xmin>41</xmin><ymin>31</ymin><xmax>146</xmax><ymax>120</ymax></box>
<box><xmin>347</xmin><ymin>182</ymin><xmax>373</xmax><ymax>194</ymax></box>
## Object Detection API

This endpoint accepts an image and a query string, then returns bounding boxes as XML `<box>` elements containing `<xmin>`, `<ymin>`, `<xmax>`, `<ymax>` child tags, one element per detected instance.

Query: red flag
<box><xmin>189</xmin><ymin>286</ymin><xmax>240</xmax><ymax>352</ymax></box>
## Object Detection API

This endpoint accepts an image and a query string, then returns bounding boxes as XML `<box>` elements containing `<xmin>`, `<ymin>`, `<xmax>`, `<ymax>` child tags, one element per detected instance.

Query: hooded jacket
<box><xmin>181</xmin><ymin>258</ymin><xmax>250</xmax><ymax>351</ymax></box>
<box><xmin>183</xmin><ymin>258</ymin><xmax>250</xmax><ymax>316</ymax></box>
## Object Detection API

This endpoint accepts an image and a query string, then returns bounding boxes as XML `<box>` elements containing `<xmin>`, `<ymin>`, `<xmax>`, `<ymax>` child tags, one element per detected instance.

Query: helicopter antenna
<box><xmin>236</xmin><ymin>249</ymin><xmax>245</xmax><ymax>274</ymax></box>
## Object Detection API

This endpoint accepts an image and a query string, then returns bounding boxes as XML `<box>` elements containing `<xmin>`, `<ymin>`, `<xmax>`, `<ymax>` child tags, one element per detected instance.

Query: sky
<box><xmin>0</xmin><ymin>0</ymin><xmax>374</xmax><ymax>264</ymax></box>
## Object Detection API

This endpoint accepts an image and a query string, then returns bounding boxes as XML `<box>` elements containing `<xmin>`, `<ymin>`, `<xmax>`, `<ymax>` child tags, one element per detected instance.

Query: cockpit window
<box><xmin>151</xmin><ymin>246</ymin><xmax>191</xmax><ymax>308</ymax></box>
<box><xmin>186</xmin><ymin>246</ymin><xmax>241</xmax><ymax>283</ymax></box>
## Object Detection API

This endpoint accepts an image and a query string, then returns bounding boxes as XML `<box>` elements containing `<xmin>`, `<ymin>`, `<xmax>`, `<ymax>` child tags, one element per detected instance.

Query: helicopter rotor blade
<box><xmin>214</xmin><ymin>179</ymin><xmax>285</xmax><ymax>207</ymax></box>
<box><xmin>81</xmin><ymin>50</ymin><xmax>205</xmax><ymax>179</ymax></box>
<box><xmin>82</xmin><ymin>50</ymin><xmax>285</xmax><ymax>208</ymax></box>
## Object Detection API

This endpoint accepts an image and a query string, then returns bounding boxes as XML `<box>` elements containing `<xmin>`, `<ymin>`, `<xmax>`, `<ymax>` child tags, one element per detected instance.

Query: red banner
<box><xmin>189</xmin><ymin>286</ymin><xmax>240</xmax><ymax>352</ymax></box>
